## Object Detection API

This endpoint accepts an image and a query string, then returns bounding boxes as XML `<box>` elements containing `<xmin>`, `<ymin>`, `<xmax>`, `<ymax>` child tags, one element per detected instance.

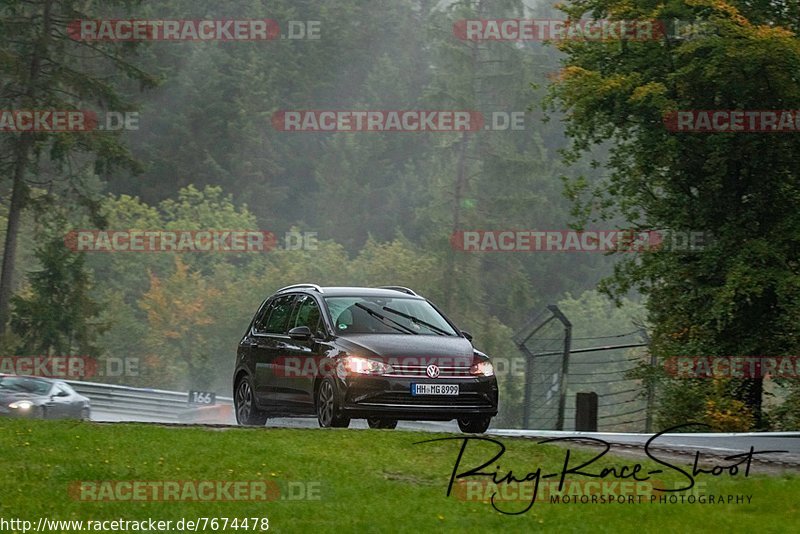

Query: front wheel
<box><xmin>457</xmin><ymin>416</ymin><xmax>491</xmax><ymax>433</ymax></box>
<box><xmin>367</xmin><ymin>417</ymin><xmax>397</xmax><ymax>430</ymax></box>
<box><xmin>235</xmin><ymin>376</ymin><xmax>268</xmax><ymax>426</ymax></box>
<box><xmin>316</xmin><ymin>377</ymin><xmax>350</xmax><ymax>428</ymax></box>
<box><xmin>80</xmin><ymin>407</ymin><xmax>91</xmax><ymax>421</ymax></box>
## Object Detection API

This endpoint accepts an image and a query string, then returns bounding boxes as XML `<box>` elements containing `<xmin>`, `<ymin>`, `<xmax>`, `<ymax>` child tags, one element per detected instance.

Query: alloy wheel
<box><xmin>318</xmin><ymin>380</ymin><xmax>334</xmax><ymax>427</ymax></box>
<box><xmin>236</xmin><ymin>380</ymin><xmax>253</xmax><ymax>423</ymax></box>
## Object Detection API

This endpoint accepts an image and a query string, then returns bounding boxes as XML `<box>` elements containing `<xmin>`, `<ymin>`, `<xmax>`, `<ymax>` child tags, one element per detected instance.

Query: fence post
<box><xmin>575</xmin><ymin>392</ymin><xmax>598</xmax><ymax>431</ymax></box>
<box><xmin>523</xmin><ymin>353</ymin><xmax>533</xmax><ymax>428</ymax></box>
<box><xmin>548</xmin><ymin>305</ymin><xmax>572</xmax><ymax>431</ymax></box>
<box><xmin>645</xmin><ymin>351</ymin><xmax>657</xmax><ymax>432</ymax></box>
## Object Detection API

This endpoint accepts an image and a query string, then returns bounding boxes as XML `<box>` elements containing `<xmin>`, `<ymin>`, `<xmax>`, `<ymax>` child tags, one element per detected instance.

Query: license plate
<box><xmin>411</xmin><ymin>383</ymin><xmax>459</xmax><ymax>396</ymax></box>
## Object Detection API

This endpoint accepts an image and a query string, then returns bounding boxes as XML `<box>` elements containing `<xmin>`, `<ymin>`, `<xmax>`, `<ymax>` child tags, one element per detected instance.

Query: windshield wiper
<box><xmin>354</xmin><ymin>303</ymin><xmax>418</xmax><ymax>335</ymax></box>
<box><xmin>381</xmin><ymin>306</ymin><xmax>452</xmax><ymax>336</ymax></box>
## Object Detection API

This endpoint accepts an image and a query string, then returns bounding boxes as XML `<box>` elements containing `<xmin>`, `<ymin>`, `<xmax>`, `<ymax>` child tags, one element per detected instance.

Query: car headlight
<box><xmin>9</xmin><ymin>400</ymin><xmax>33</xmax><ymax>410</ymax></box>
<box><xmin>470</xmin><ymin>361</ymin><xmax>494</xmax><ymax>377</ymax></box>
<box><xmin>340</xmin><ymin>356</ymin><xmax>394</xmax><ymax>376</ymax></box>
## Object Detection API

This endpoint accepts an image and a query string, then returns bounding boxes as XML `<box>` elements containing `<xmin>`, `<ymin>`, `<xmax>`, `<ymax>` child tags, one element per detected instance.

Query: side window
<box><xmin>252</xmin><ymin>300</ymin><xmax>272</xmax><ymax>334</ymax></box>
<box><xmin>264</xmin><ymin>295</ymin><xmax>296</xmax><ymax>334</ymax></box>
<box><xmin>293</xmin><ymin>296</ymin><xmax>322</xmax><ymax>333</ymax></box>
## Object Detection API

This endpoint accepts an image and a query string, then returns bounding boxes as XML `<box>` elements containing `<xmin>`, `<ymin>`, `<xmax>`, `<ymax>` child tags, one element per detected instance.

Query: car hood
<box><xmin>336</xmin><ymin>334</ymin><xmax>479</xmax><ymax>366</ymax></box>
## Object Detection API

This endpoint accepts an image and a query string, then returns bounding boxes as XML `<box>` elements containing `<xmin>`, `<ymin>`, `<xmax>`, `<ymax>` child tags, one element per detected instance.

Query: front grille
<box><xmin>359</xmin><ymin>392</ymin><xmax>493</xmax><ymax>408</ymax></box>
<box><xmin>386</xmin><ymin>364</ymin><xmax>473</xmax><ymax>379</ymax></box>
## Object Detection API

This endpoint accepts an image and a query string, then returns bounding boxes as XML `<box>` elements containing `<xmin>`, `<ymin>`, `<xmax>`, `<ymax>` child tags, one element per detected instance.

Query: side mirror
<box><xmin>461</xmin><ymin>330</ymin><xmax>474</xmax><ymax>342</ymax></box>
<box><xmin>288</xmin><ymin>326</ymin><xmax>312</xmax><ymax>341</ymax></box>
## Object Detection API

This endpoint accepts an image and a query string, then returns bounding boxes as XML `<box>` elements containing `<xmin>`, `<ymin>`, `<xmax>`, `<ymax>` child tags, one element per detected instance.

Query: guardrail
<box><xmin>65</xmin><ymin>380</ymin><xmax>234</xmax><ymax>424</ymax></box>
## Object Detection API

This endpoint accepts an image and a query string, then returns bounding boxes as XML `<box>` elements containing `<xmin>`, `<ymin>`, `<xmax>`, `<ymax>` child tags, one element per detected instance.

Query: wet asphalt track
<box><xmin>91</xmin><ymin>410</ymin><xmax>800</xmax><ymax>464</ymax></box>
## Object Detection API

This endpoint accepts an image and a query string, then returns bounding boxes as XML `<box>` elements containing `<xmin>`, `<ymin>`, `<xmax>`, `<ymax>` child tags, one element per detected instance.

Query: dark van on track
<box><xmin>233</xmin><ymin>285</ymin><xmax>498</xmax><ymax>433</ymax></box>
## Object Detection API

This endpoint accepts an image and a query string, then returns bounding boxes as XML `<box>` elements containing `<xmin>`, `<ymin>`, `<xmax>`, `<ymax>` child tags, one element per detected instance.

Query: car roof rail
<box><xmin>376</xmin><ymin>286</ymin><xmax>418</xmax><ymax>296</ymax></box>
<box><xmin>276</xmin><ymin>284</ymin><xmax>324</xmax><ymax>294</ymax></box>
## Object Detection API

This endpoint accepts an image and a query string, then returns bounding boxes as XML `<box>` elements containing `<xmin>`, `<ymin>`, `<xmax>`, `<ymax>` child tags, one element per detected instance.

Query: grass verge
<box><xmin>0</xmin><ymin>419</ymin><xmax>798</xmax><ymax>533</ymax></box>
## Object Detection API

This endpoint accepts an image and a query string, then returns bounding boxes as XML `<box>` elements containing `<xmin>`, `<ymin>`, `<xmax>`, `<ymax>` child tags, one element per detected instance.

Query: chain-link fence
<box><xmin>514</xmin><ymin>305</ymin><xmax>650</xmax><ymax>431</ymax></box>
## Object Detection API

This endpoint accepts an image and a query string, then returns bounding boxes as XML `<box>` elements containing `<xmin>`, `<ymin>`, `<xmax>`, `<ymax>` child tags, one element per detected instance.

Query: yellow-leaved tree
<box><xmin>140</xmin><ymin>256</ymin><xmax>220</xmax><ymax>390</ymax></box>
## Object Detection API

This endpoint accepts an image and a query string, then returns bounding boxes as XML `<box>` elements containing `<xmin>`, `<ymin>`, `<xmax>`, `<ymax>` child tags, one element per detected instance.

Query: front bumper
<box><xmin>338</xmin><ymin>374</ymin><xmax>498</xmax><ymax>420</ymax></box>
<box><xmin>0</xmin><ymin>405</ymin><xmax>37</xmax><ymax>418</ymax></box>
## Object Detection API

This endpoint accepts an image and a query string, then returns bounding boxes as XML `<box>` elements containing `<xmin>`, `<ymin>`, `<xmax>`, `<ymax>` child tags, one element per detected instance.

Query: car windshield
<box><xmin>325</xmin><ymin>296</ymin><xmax>458</xmax><ymax>336</ymax></box>
<box><xmin>0</xmin><ymin>376</ymin><xmax>51</xmax><ymax>395</ymax></box>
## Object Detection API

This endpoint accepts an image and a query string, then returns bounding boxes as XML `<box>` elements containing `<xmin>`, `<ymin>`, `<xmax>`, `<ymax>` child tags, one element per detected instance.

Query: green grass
<box><xmin>0</xmin><ymin>419</ymin><xmax>798</xmax><ymax>533</ymax></box>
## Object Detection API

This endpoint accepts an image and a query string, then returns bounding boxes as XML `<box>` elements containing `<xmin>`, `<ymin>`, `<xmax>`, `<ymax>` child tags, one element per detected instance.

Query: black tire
<box><xmin>80</xmin><ymin>407</ymin><xmax>91</xmax><ymax>421</ymax></box>
<box><xmin>36</xmin><ymin>406</ymin><xmax>46</xmax><ymax>419</ymax></box>
<box><xmin>367</xmin><ymin>417</ymin><xmax>398</xmax><ymax>430</ymax></box>
<box><xmin>235</xmin><ymin>376</ymin><xmax>268</xmax><ymax>426</ymax></box>
<box><xmin>457</xmin><ymin>416</ymin><xmax>491</xmax><ymax>434</ymax></box>
<box><xmin>316</xmin><ymin>377</ymin><xmax>350</xmax><ymax>428</ymax></box>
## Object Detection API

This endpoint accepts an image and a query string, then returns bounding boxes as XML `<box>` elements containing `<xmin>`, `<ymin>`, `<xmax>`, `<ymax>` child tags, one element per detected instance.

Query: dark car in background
<box><xmin>233</xmin><ymin>285</ymin><xmax>498</xmax><ymax>433</ymax></box>
<box><xmin>0</xmin><ymin>374</ymin><xmax>91</xmax><ymax>420</ymax></box>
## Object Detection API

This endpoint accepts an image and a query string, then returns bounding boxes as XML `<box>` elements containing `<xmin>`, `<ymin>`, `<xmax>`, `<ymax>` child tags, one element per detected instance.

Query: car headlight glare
<box><xmin>342</xmin><ymin>356</ymin><xmax>394</xmax><ymax>375</ymax></box>
<box><xmin>470</xmin><ymin>361</ymin><xmax>494</xmax><ymax>377</ymax></box>
<box><xmin>9</xmin><ymin>400</ymin><xmax>33</xmax><ymax>410</ymax></box>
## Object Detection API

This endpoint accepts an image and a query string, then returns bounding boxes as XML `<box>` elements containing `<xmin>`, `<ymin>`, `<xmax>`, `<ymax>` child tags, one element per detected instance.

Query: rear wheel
<box><xmin>235</xmin><ymin>376</ymin><xmax>268</xmax><ymax>426</ymax></box>
<box><xmin>367</xmin><ymin>417</ymin><xmax>398</xmax><ymax>430</ymax></box>
<box><xmin>316</xmin><ymin>377</ymin><xmax>350</xmax><ymax>428</ymax></box>
<box><xmin>457</xmin><ymin>416</ymin><xmax>491</xmax><ymax>434</ymax></box>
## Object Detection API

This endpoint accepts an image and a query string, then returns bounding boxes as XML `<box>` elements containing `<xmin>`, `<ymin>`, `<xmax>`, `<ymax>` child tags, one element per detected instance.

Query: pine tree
<box><xmin>0</xmin><ymin>0</ymin><xmax>157</xmax><ymax>333</ymax></box>
<box><xmin>11</xmin><ymin>223</ymin><xmax>105</xmax><ymax>357</ymax></box>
